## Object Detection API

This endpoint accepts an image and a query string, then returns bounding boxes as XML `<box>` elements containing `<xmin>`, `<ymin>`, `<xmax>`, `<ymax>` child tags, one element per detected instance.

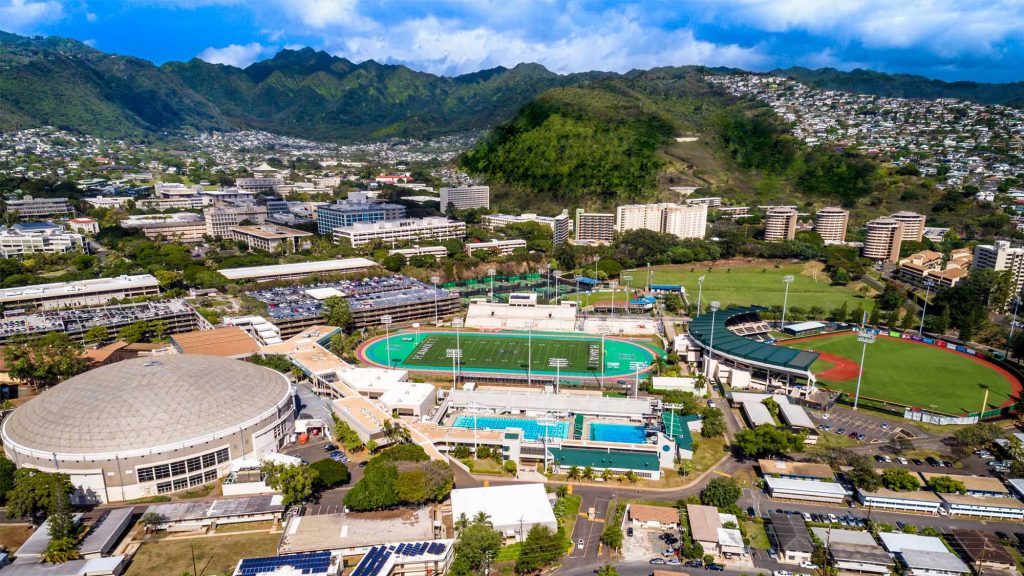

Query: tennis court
<box><xmin>358</xmin><ymin>330</ymin><xmax>659</xmax><ymax>379</ymax></box>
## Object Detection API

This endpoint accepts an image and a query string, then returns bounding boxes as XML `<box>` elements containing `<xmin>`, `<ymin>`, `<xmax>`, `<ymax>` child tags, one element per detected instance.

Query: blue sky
<box><xmin>2</xmin><ymin>0</ymin><xmax>1023</xmax><ymax>82</ymax></box>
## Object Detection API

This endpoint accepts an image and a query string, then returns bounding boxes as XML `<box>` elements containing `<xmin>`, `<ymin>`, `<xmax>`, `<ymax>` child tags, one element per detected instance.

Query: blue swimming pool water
<box><xmin>589</xmin><ymin>423</ymin><xmax>647</xmax><ymax>444</ymax></box>
<box><xmin>452</xmin><ymin>416</ymin><xmax>568</xmax><ymax>440</ymax></box>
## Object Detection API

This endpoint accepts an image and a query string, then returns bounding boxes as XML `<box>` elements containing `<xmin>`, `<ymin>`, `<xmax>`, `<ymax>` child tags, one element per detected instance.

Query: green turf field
<box><xmin>780</xmin><ymin>333</ymin><xmax>1015</xmax><ymax>415</ymax></box>
<box><xmin>620</xmin><ymin>262</ymin><xmax>874</xmax><ymax>311</ymax></box>
<box><xmin>362</xmin><ymin>331</ymin><xmax>657</xmax><ymax>377</ymax></box>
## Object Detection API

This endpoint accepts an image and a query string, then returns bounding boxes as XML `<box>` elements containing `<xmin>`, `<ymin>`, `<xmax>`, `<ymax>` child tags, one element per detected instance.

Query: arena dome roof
<box><xmin>1</xmin><ymin>355</ymin><xmax>291</xmax><ymax>456</ymax></box>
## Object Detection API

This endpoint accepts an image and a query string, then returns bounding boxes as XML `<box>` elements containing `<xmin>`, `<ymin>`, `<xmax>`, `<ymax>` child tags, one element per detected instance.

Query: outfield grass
<box><xmin>781</xmin><ymin>333</ymin><xmax>1015</xmax><ymax>415</ymax></box>
<box><xmin>126</xmin><ymin>532</ymin><xmax>281</xmax><ymax>576</ymax></box>
<box><xmin>364</xmin><ymin>332</ymin><xmax>657</xmax><ymax>377</ymax></box>
<box><xmin>621</xmin><ymin>261</ymin><xmax>875</xmax><ymax>311</ymax></box>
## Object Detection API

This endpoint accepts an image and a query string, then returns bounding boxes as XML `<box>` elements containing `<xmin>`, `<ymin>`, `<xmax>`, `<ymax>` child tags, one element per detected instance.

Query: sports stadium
<box><xmin>358</xmin><ymin>330</ymin><xmax>660</xmax><ymax>386</ymax></box>
<box><xmin>1</xmin><ymin>355</ymin><xmax>295</xmax><ymax>504</ymax></box>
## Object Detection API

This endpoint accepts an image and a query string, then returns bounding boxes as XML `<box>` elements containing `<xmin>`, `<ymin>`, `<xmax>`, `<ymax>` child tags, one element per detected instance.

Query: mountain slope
<box><xmin>773</xmin><ymin>67</ymin><xmax>1024</xmax><ymax>107</ymax></box>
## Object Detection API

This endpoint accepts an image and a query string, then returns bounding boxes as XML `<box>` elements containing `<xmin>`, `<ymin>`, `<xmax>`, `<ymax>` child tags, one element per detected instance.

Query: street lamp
<box><xmin>1005</xmin><ymin>296</ymin><xmax>1021</xmax><ymax>360</ymax></box>
<box><xmin>549</xmin><ymin>358</ymin><xmax>568</xmax><ymax>394</ymax></box>
<box><xmin>629</xmin><ymin>361</ymin><xmax>647</xmax><ymax>398</ymax></box>
<box><xmin>621</xmin><ymin>275</ymin><xmax>633</xmax><ymax>316</ymax></box>
<box><xmin>446</xmin><ymin>348</ymin><xmax>462</xmax><ymax>389</ymax></box>
<box><xmin>705</xmin><ymin>301</ymin><xmax>720</xmax><ymax>381</ymax></box>
<box><xmin>431</xmin><ymin>275</ymin><xmax>440</xmax><ymax>325</ymax></box>
<box><xmin>780</xmin><ymin>275</ymin><xmax>794</xmax><ymax>330</ymax></box>
<box><xmin>853</xmin><ymin>313</ymin><xmax>875</xmax><ymax>411</ymax></box>
<box><xmin>646</xmin><ymin>262</ymin><xmax>652</xmax><ymax>292</ymax></box>
<box><xmin>919</xmin><ymin>279</ymin><xmax>935</xmax><ymax>337</ymax></box>
<box><xmin>380</xmin><ymin>315</ymin><xmax>393</xmax><ymax>367</ymax></box>
<box><xmin>696</xmin><ymin>275</ymin><xmax>705</xmax><ymax>317</ymax></box>
<box><xmin>488</xmin><ymin>269</ymin><xmax>496</xmax><ymax>303</ymax></box>
<box><xmin>553</xmin><ymin>270</ymin><xmax>561</xmax><ymax>305</ymax></box>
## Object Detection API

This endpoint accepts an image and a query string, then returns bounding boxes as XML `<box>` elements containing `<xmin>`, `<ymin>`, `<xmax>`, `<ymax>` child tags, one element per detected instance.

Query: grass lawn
<box><xmin>214</xmin><ymin>520</ymin><xmax>274</xmax><ymax>533</ymax></box>
<box><xmin>126</xmin><ymin>532</ymin><xmax>281</xmax><ymax>576</ymax></box>
<box><xmin>461</xmin><ymin>457</ymin><xmax>507</xmax><ymax>475</ymax></box>
<box><xmin>690</xmin><ymin>436</ymin><xmax>729</xmax><ymax>476</ymax></box>
<box><xmin>496</xmin><ymin>542</ymin><xmax>522</xmax><ymax>561</ymax></box>
<box><xmin>781</xmin><ymin>333</ymin><xmax>1015</xmax><ymax>415</ymax></box>
<box><xmin>621</xmin><ymin>261</ymin><xmax>875</xmax><ymax>311</ymax></box>
<box><xmin>740</xmin><ymin>520</ymin><xmax>771</xmax><ymax>550</ymax></box>
<box><xmin>814</xmin><ymin>430</ymin><xmax>861</xmax><ymax>449</ymax></box>
<box><xmin>0</xmin><ymin>525</ymin><xmax>34</xmax><ymax>552</ymax></box>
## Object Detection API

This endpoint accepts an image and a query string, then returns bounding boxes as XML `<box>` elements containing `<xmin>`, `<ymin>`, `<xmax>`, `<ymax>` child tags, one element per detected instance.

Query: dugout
<box><xmin>782</xmin><ymin>321</ymin><xmax>826</xmax><ymax>336</ymax></box>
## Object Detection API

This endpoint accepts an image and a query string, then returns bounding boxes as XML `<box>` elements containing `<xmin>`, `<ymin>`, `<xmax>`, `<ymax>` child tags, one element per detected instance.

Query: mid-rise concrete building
<box><xmin>332</xmin><ymin>217</ymin><xmax>465</xmax><ymax>247</ymax></box>
<box><xmin>388</xmin><ymin>246</ymin><xmax>449</xmax><ymax>259</ymax></box>
<box><xmin>891</xmin><ymin>211</ymin><xmax>926</xmax><ymax>242</ymax></box>
<box><xmin>3</xmin><ymin>196</ymin><xmax>74</xmax><ymax>219</ymax></box>
<box><xmin>204</xmin><ymin>204</ymin><xmax>268</xmax><ymax>237</ymax></box>
<box><xmin>122</xmin><ymin>213</ymin><xmax>207</xmax><ymax>243</ymax></box>
<box><xmin>616</xmin><ymin>203</ymin><xmax>707</xmax><ymax>239</ymax></box>
<box><xmin>137</xmin><ymin>196</ymin><xmax>211</xmax><ymax>210</ymax></box>
<box><xmin>464</xmin><ymin>239</ymin><xmax>527</xmax><ymax>256</ymax></box>
<box><xmin>226</xmin><ymin>224</ymin><xmax>313</xmax><ymax>253</ymax></box>
<box><xmin>862</xmin><ymin>217</ymin><xmax>904</xmax><ymax>262</ymax></box>
<box><xmin>155</xmin><ymin>182</ymin><xmax>202</xmax><ymax>198</ymax></box>
<box><xmin>0</xmin><ymin>274</ymin><xmax>160</xmax><ymax>310</ymax></box>
<box><xmin>234</xmin><ymin>177</ymin><xmax>284</xmax><ymax>194</ymax></box>
<box><xmin>68</xmin><ymin>217</ymin><xmax>99</xmax><ymax>235</ymax></box>
<box><xmin>575</xmin><ymin>209</ymin><xmax>615</xmax><ymax>244</ymax></box>
<box><xmin>764</xmin><ymin>207</ymin><xmax>798</xmax><ymax>241</ymax></box>
<box><xmin>974</xmin><ymin>240</ymin><xmax>1024</xmax><ymax>303</ymax></box>
<box><xmin>440</xmin><ymin>186</ymin><xmax>490</xmax><ymax>211</ymax></box>
<box><xmin>0</xmin><ymin>223</ymin><xmax>84</xmax><ymax>257</ymax></box>
<box><xmin>814</xmin><ymin>207</ymin><xmax>849</xmax><ymax>244</ymax></box>
<box><xmin>315</xmin><ymin>192</ymin><xmax>406</xmax><ymax>235</ymax></box>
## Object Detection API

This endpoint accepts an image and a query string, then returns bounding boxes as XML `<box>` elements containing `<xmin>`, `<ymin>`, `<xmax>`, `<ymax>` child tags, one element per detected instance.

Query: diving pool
<box><xmin>452</xmin><ymin>416</ymin><xmax>568</xmax><ymax>440</ymax></box>
<box><xmin>589</xmin><ymin>423</ymin><xmax>647</xmax><ymax>444</ymax></box>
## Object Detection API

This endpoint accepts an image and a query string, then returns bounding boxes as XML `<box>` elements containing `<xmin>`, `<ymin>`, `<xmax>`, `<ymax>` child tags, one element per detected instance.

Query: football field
<box><xmin>780</xmin><ymin>333</ymin><xmax>1018</xmax><ymax>415</ymax></box>
<box><xmin>359</xmin><ymin>331</ymin><xmax>659</xmax><ymax>378</ymax></box>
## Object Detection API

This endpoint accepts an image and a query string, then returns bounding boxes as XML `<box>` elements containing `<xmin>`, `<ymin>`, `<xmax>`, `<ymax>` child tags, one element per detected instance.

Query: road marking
<box><xmin>713</xmin><ymin>470</ymin><xmax>731</xmax><ymax>477</ymax></box>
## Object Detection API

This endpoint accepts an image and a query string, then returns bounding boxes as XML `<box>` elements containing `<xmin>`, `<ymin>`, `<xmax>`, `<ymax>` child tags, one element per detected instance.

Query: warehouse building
<box><xmin>856</xmin><ymin>488</ymin><xmax>942</xmax><ymax>514</ymax></box>
<box><xmin>0</xmin><ymin>274</ymin><xmax>160</xmax><ymax>310</ymax></box>
<box><xmin>219</xmin><ymin>258</ymin><xmax>378</xmax><ymax>283</ymax></box>
<box><xmin>1</xmin><ymin>356</ymin><xmax>295</xmax><ymax>503</ymax></box>
<box><xmin>450</xmin><ymin>484</ymin><xmax>556</xmax><ymax>542</ymax></box>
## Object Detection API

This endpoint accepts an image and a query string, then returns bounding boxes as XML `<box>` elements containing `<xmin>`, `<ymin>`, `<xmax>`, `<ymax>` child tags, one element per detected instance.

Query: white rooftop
<box><xmin>306</xmin><ymin>287</ymin><xmax>345</xmax><ymax>300</ymax></box>
<box><xmin>450</xmin><ymin>484</ymin><xmax>556</xmax><ymax>530</ymax></box>
<box><xmin>379</xmin><ymin>382</ymin><xmax>436</xmax><ymax>409</ymax></box>
<box><xmin>779</xmin><ymin>403</ymin><xmax>815</xmax><ymax>429</ymax></box>
<box><xmin>741</xmin><ymin>401</ymin><xmax>775</xmax><ymax>427</ymax></box>
<box><xmin>879</xmin><ymin>533</ymin><xmax>948</xmax><ymax>553</ymax></box>
<box><xmin>0</xmin><ymin>274</ymin><xmax>158</xmax><ymax>301</ymax></box>
<box><xmin>784</xmin><ymin>321</ymin><xmax>827</xmax><ymax>332</ymax></box>
<box><xmin>764</xmin><ymin>476</ymin><xmax>848</xmax><ymax>496</ymax></box>
<box><xmin>448</xmin><ymin>389</ymin><xmax>652</xmax><ymax>419</ymax></box>
<box><xmin>219</xmin><ymin>258</ymin><xmax>377</xmax><ymax>280</ymax></box>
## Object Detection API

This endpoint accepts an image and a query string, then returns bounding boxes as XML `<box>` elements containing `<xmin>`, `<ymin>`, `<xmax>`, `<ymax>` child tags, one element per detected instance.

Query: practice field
<box><xmin>620</xmin><ymin>262</ymin><xmax>875</xmax><ymax>311</ymax></box>
<box><xmin>780</xmin><ymin>332</ymin><xmax>1018</xmax><ymax>415</ymax></box>
<box><xmin>358</xmin><ymin>331</ymin><xmax>659</xmax><ymax>379</ymax></box>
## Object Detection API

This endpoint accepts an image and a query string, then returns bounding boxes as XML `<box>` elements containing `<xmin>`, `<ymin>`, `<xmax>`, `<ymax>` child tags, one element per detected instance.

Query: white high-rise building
<box><xmin>440</xmin><ymin>186</ymin><xmax>490</xmax><ymax>211</ymax></box>
<box><xmin>814</xmin><ymin>207</ymin><xmax>849</xmax><ymax>244</ymax></box>
<box><xmin>764</xmin><ymin>207</ymin><xmax>798</xmax><ymax>241</ymax></box>
<box><xmin>974</xmin><ymin>240</ymin><xmax>1024</xmax><ymax>304</ymax></box>
<box><xmin>891</xmin><ymin>211</ymin><xmax>926</xmax><ymax>242</ymax></box>
<box><xmin>862</xmin><ymin>218</ymin><xmax>904</xmax><ymax>263</ymax></box>
<box><xmin>615</xmin><ymin>203</ymin><xmax>707</xmax><ymax>239</ymax></box>
<box><xmin>332</xmin><ymin>217</ymin><xmax>466</xmax><ymax>247</ymax></box>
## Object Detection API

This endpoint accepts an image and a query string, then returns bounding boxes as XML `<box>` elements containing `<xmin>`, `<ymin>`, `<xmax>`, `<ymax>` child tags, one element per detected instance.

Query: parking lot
<box><xmin>810</xmin><ymin>406</ymin><xmax>922</xmax><ymax>444</ymax></box>
<box><xmin>622</xmin><ymin>526</ymin><xmax>674</xmax><ymax>562</ymax></box>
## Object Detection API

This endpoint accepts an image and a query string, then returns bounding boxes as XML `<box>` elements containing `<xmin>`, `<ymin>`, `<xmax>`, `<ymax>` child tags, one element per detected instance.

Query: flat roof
<box><xmin>859</xmin><ymin>487</ymin><xmax>942</xmax><ymax>503</ymax></box>
<box><xmin>810</xmin><ymin>527</ymin><xmax>877</xmax><ymax>547</ymax></box>
<box><xmin>938</xmin><ymin>493</ymin><xmax>1024</xmax><ymax>508</ymax></box>
<box><xmin>689</xmin><ymin>306</ymin><xmax>818</xmax><ymax>373</ymax></box>
<box><xmin>547</xmin><ymin>446</ymin><xmax>659</xmax><ymax>472</ymax></box>
<box><xmin>379</xmin><ymin>382</ymin><xmax>435</xmax><ymax>409</ymax></box>
<box><xmin>918</xmin><ymin>472</ymin><xmax>1009</xmax><ymax>493</ymax></box>
<box><xmin>451</xmin><ymin>484</ymin><xmax>557</xmax><ymax>529</ymax></box>
<box><xmin>278</xmin><ymin>509</ymin><xmax>435</xmax><ymax>554</ymax></box>
<box><xmin>741</xmin><ymin>401</ymin><xmax>775</xmax><ymax>427</ymax></box>
<box><xmin>764</xmin><ymin>476</ymin><xmax>848</xmax><ymax>496</ymax></box>
<box><xmin>629</xmin><ymin>504</ymin><xmax>680</xmax><ymax>525</ymax></box>
<box><xmin>686</xmin><ymin>504</ymin><xmax>721</xmax><ymax>543</ymax></box>
<box><xmin>229</xmin><ymin>224</ymin><xmax>313</xmax><ymax>239</ymax></box>
<box><xmin>447</xmin><ymin>389</ymin><xmax>652</xmax><ymax>419</ymax></box>
<box><xmin>778</xmin><ymin>404</ymin><xmax>815</xmax><ymax>429</ymax></box>
<box><xmin>898</xmin><ymin>549</ymin><xmax>969</xmax><ymax>574</ymax></box>
<box><xmin>79</xmin><ymin>507</ymin><xmax>133</xmax><ymax>557</ymax></box>
<box><xmin>219</xmin><ymin>258</ymin><xmax>377</xmax><ymax>280</ymax></box>
<box><xmin>170</xmin><ymin>326</ymin><xmax>259</xmax><ymax>357</ymax></box>
<box><xmin>145</xmin><ymin>495</ymin><xmax>284</xmax><ymax>523</ymax></box>
<box><xmin>333</xmin><ymin>396</ymin><xmax>389</xmax><ymax>433</ymax></box>
<box><xmin>879</xmin><ymin>532</ymin><xmax>948</xmax><ymax>553</ymax></box>
<box><xmin>0</xmin><ymin>274</ymin><xmax>158</xmax><ymax>302</ymax></box>
<box><xmin>784</xmin><ymin>321</ymin><xmax>827</xmax><ymax>332</ymax></box>
<box><xmin>759</xmin><ymin>459</ymin><xmax>834</xmax><ymax>479</ymax></box>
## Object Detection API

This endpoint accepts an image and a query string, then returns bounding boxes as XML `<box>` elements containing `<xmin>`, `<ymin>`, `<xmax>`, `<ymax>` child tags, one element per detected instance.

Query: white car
<box><xmin>897</xmin><ymin>457</ymin><xmax>908</xmax><ymax>465</ymax></box>
<box><xmin>820</xmin><ymin>413</ymin><xmax>830</xmax><ymax>419</ymax></box>
<box><xmin>774</xmin><ymin>571</ymin><xmax>793</xmax><ymax>576</ymax></box>
<box><xmin>799</xmin><ymin>562</ymin><xmax>818</xmax><ymax>569</ymax></box>
<box><xmin>577</xmin><ymin>538</ymin><xmax>584</xmax><ymax>549</ymax></box>
<box><xmin>827</xmin><ymin>513</ymin><xmax>838</xmax><ymax>523</ymax></box>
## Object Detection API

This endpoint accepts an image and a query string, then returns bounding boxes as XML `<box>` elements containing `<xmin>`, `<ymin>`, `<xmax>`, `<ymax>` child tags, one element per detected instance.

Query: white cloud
<box><xmin>197</xmin><ymin>42</ymin><xmax>269</xmax><ymax>67</ymax></box>
<box><xmin>272</xmin><ymin>0</ymin><xmax>373</xmax><ymax>30</ymax></box>
<box><xmin>0</xmin><ymin>0</ymin><xmax>64</xmax><ymax>33</ymax></box>
<box><xmin>85</xmin><ymin>12</ymin><xmax>96</xmax><ymax>22</ymax></box>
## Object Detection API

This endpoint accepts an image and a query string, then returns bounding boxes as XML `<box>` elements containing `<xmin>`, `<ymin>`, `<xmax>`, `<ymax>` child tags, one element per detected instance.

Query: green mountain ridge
<box><xmin>3</xmin><ymin>31</ymin><xmax>1022</xmax><ymax>142</ymax></box>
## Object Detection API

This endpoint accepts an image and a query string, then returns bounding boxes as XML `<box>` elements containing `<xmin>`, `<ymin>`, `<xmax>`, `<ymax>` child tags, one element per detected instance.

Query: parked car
<box><xmin>323</xmin><ymin>444</ymin><xmax>338</xmax><ymax>452</ymax></box>
<box><xmin>774</xmin><ymin>571</ymin><xmax>793</xmax><ymax>576</ymax></box>
<box><xmin>897</xmin><ymin>457</ymin><xmax>908</xmax><ymax>465</ymax></box>
<box><xmin>802</xmin><ymin>512</ymin><xmax>812</xmax><ymax>522</ymax></box>
<box><xmin>684</xmin><ymin>560</ymin><xmax>704</xmax><ymax>568</ymax></box>
<box><xmin>666</xmin><ymin>559</ymin><xmax>681</xmax><ymax>566</ymax></box>
<box><xmin>649</xmin><ymin>558</ymin><xmax>666</xmax><ymax>565</ymax></box>
<box><xmin>875</xmin><ymin>455</ymin><xmax>886</xmax><ymax>462</ymax></box>
<box><xmin>707</xmin><ymin>400</ymin><xmax>716</xmax><ymax>408</ymax></box>
<box><xmin>857</xmin><ymin>433</ymin><xmax>867</xmax><ymax>441</ymax></box>
<box><xmin>799</xmin><ymin>562</ymin><xmax>818</xmax><ymax>569</ymax></box>
<box><xmin>626</xmin><ymin>527</ymin><xmax>634</xmax><ymax>537</ymax></box>
<box><xmin>577</xmin><ymin>539</ymin><xmax>585</xmax><ymax>549</ymax></box>
<box><xmin>848</xmin><ymin>432</ymin><xmax>859</xmax><ymax>439</ymax></box>
<box><xmin>836</xmin><ymin>428</ymin><xmax>845</xmax><ymax>434</ymax></box>
<box><xmin>661</xmin><ymin>548</ymin><xmax>675</xmax><ymax>556</ymax></box>
<box><xmin>827</xmin><ymin>513</ymin><xmax>838</xmax><ymax>524</ymax></box>
<box><xmin>995</xmin><ymin>531</ymin><xmax>1010</xmax><ymax>541</ymax></box>
<box><xmin>747</xmin><ymin>507</ymin><xmax>757</xmax><ymax>518</ymax></box>
<box><xmin>706</xmin><ymin>564</ymin><xmax>725</xmax><ymax>571</ymax></box>
<box><xmin>912</xmin><ymin>458</ymin><xmax>923</xmax><ymax>466</ymax></box>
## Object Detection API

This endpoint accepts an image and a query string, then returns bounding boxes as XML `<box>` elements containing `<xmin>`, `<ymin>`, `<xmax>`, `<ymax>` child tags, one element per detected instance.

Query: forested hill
<box><xmin>0</xmin><ymin>32</ymin><xmax>581</xmax><ymax>141</ymax></box>
<box><xmin>772</xmin><ymin>67</ymin><xmax>1024</xmax><ymax>108</ymax></box>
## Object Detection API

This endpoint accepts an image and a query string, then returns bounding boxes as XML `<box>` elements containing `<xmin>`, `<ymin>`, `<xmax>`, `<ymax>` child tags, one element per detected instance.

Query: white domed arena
<box><xmin>1</xmin><ymin>355</ymin><xmax>294</xmax><ymax>504</ymax></box>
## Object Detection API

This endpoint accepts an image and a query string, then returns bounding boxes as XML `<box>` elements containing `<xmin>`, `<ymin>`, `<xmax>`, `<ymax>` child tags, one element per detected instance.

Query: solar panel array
<box><xmin>351</xmin><ymin>546</ymin><xmax>393</xmax><ymax>576</ymax></box>
<box><xmin>237</xmin><ymin>551</ymin><xmax>332</xmax><ymax>575</ymax></box>
<box><xmin>351</xmin><ymin>541</ymin><xmax>449</xmax><ymax>576</ymax></box>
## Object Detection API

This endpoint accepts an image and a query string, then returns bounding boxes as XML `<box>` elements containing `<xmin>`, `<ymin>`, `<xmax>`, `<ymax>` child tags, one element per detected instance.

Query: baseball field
<box><xmin>780</xmin><ymin>332</ymin><xmax>1018</xmax><ymax>415</ymax></box>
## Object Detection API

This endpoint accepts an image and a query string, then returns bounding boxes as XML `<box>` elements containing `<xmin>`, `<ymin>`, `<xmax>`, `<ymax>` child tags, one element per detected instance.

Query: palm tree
<box><xmin>473</xmin><ymin>511</ymin><xmax>492</xmax><ymax>526</ymax></box>
<box><xmin>455</xmin><ymin>512</ymin><xmax>469</xmax><ymax>532</ymax></box>
<box><xmin>583</xmin><ymin>465</ymin><xmax>595</xmax><ymax>480</ymax></box>
<box><xmin>653</xmin><ymin>355</ymin><xmax>666</xmax><ymax>375</ymax></box>
<box><xmin>567</xmin><ymin>465</ymin><xmax>581</xmax><ymax>480</ymax></box>
<box><xmin>625</xmin><ymin>471</ymin><xmax>638</xmax><ymax>484</ymax></box>
<box><xmin>600</xmin><ymin>469</ymin><xmax>613</xmax><ymax>482</ymax></box>
<box><xmin>694</xmin><ymin>374</ymin><xmax>706</xmax><ymax>391</ymax></box>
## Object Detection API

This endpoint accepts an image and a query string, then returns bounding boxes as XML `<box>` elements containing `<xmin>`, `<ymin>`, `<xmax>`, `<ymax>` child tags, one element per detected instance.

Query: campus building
<box><xmin>137</xmin><ymin>196</ymin><xmax>210</xmax><ymax>210</ymax></box>
<box><xmin>450</xmin><ymin>484</ymin><xmax>556</xmax><ymax>542</ymax></box>
<box><xmin>68</xmin><ymin>217</ymin><xmax>99</xmax><ymax>234</ymax></box>
<box><xmin>615</xmin><ymin>203</ymin><xmax>708</xmax><ymax>239</ymax></box>
<box><xmin>226</xmin><ymin>224</ymin><xmax>313</xmax><ymax>253</ymax></box>
<box><xmin>862</xmin><ymin>217</ymin><xmax>904</xmax><ymax>262</ymax></box>
<box><xmin>440</xmin><ymin>186</ymin><xmax>490</xmax><ymax>210</ymax></box>
<box><xmin>898</xmin><ymin>248</ymin><xmax>972</xmax><ymax>289</ymax></box>
<box><xmin>121</xmin><ymin>213</ymin><xmax>207</xmax><ymax>243</ymax></box>
<box><xmin>813</xmin><ymin>207</ymin><xmax>849</xmax><ymax>244</ymax></box>
<box><xmin>891</xmin><ymin>210</ymin><xmax>926</xmax><ymax>242</ymax></box>
<box><xmin>388</xmin><ymin>246</ymin><xmax>448</xmax><ymax>259</ymax></box>
<box><xmin>218</xmin><ymin>258</ymin><xmax>378</xmax><ymax>283</ymax></box>
<box><xmin>973</xmin><ymin>240</ymin><xmax>1024</xmax><ymax>303</ymax></box>
<box><xmin>0</xmin><ymin>223</ymin><xmax>84</xmax><ymax>257</ymax></box>
<box><xmin>155</xmin><ymin>182</ymin><xmax>202</xmax><ymax>198</ymax></box>
<box><xmin>204</xmin><ymin>204</ymin><xmax>268</xmax><ymax>237</ymax></box>
<box><xmin>332</xmin><ymin>217</ymin><xmax>465</xmax><ymax>248</ymax></box>
<box><xmin>764</xmin><ymin>207</ymin><xmax>798</xmax><ymax>241</ymax></box>
<box><xmin>315</xmin><ymin>192</ymin><xmax>406</xmax><ymax>235</ymax></box>
<box><xmin>0</xmin><ymin>274</ymin><xmax>160</xmax><ymax>310</ymax></box>
<box><xmin>482</xmin><ymin>211</ymin><xmax>572</xmax><ymax>245</ymax></box>
<box><xmin>574</xmin><ymin>209</ymin><xmax>615</xmax><ymax>244</ymax></box>
<box><xmin>464</xmin><ymin>239</ymin><xmax>527</xmax><ymax>256</ymax></box>
<box><xmin>2</xmin><ymin>196</ymin><xmax>74</xmax><ymax>219</ymax></box>
<box><xmin>234</xmin><ymin>177</ymin><xmax>284</xmax><ymax>194</ymax></box>
<box><xmin>1</xmin><ymin>356</ymin><xmax>295</xmax><ymax>503</ymax></box>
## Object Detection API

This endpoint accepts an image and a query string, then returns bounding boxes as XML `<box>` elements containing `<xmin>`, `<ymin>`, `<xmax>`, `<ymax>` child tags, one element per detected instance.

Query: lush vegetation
<box><xmin>309</xmin><ymin>459</ymin><xmax>351</xmax><ymax>490</ymax></box>
<box><xmin>732</xmin><ymin>425</ymin><xmax>806</xmax><ymax>458</ymax></box>
<box><xmin>343</xmin><ymin>444</ymin><xmax>452</xmax><ymax>511</ymax></box>
<box><xmin>1</xmin><ymin>333</ymin><xmax>87</xmax><ymax>390</ymax></box>
<box><xmin>700</xmin><ymin>477</ymin><xmax>742</xmax><ymax>509</ymax></box>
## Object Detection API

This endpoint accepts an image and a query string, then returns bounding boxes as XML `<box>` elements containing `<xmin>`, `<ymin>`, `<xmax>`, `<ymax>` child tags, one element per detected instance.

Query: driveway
<box><xmin>812</xmin><ymin>407</ymin><xmax>923</xmax><ymax>444</ymax></box>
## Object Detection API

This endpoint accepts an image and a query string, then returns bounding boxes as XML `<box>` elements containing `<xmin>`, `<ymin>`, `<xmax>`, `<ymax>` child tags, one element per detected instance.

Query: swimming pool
<box><xmin>589</xmin><ymin>423</ymin><xmax>647</xmax><ymax>444</ymax></box>
<box><xmin>452</xmin><ymin>416</ymin><xmax>568</xmax><ymax>440</ymax></box>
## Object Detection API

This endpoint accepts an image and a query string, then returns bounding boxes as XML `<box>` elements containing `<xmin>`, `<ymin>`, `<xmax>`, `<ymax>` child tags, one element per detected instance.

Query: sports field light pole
<box><xmin>629</xmin><ymin>361</ymin><xmax>647</xmax><ymax>398</ymax></box>
<box><xmin>553</xmin><ymin>270</ymin><xmax>561</xmax><ymax>305</ymax></box>
<box><xmin>1005</xmin><ymin>296</ymin><xmax>1021</xmax><ymax>360</ymax></box>
<box><xmin>621</xmin><ymin>275</ymin><xmax>633</xmax><ymax>316</ymax></box>
<box><xmin>446</xmin><ymin>348</ymin><xmax>462</xmax><ymax>390</ymax></box>
<box><xmin>705</xmin><ymin>301</ymin><xmax>720</xmax><ymax>378</ymax></box>
<box><xmin>919</xmin><ymin>279</ymin><xmax>935</xmax><ymax>337</ymax></box>
<box><xmin>696</xmin><ymin>275</ymin><xmax>705</xmax><ymax>317</ymax></box>
<box><xmin>380</xmin><ymin>315</ymin><xmax>393</xmax><ymax>368</ymax></box>
<box><xmin>413</xmin><ymin>322</ymin><xmax>421</xmax><ymax>345</ymax></box>
<box><xmin>599</xmin><ymin>325</ymin><xmax>610</xmax><ymax>389</ymax></box>
<box><xmin>431</xmin><ymin>275</ymin><xmax>440</xmax><ymax>325</ymax></box>
<box><xmin>853</xmin><ymin>321</ymin><xmax>876</xmax><ymax>411</ymax></box>
<box><xmin>646</xmin><ymin>262</ymin><xmax>652</xmax><ymax>292</ymax></box>
<box><xmin>549</xmin><ymin>358</ymin><xmax>568</xmax><ymax>394</ymax></box>
<box><xmin>488</xmin><ymin>269</ymin><xmax>496</xmax><ymax>303</ymax></box>
<box><xmin>526</xmin><ymin>321</ymin><xmax>536</xmax><ymax>386</ymax></box>
<box><xmin>453</xmin><ymin>318</ymin><xmax>463</xmax><ymax>379</ymax></box>
<box><xmin>780</xmin><ymin>275</ymin><xmax>794</xmax><ymax>330</ymax></box>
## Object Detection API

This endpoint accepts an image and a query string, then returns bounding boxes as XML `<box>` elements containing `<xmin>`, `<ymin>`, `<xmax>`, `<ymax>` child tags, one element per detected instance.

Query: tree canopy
<box><xmin>2</xmin><ymin>332</ymin><xmax>87</xmax><ymax>390</ymax></box>
<box><xmin>700</xmin><ymin>477</ymin><xmax>741</xmax><ymax>508</ymax></box>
